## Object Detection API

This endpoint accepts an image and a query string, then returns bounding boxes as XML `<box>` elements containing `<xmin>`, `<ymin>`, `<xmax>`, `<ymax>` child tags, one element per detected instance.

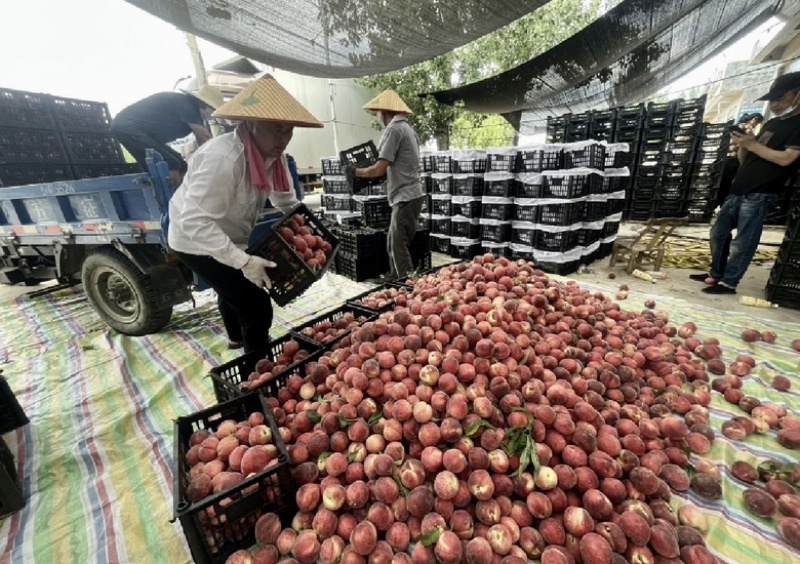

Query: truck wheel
<box><xmin>81</xmin><ymin>247</ymin><xmax>172</xmax><ymax>336</ymax></box>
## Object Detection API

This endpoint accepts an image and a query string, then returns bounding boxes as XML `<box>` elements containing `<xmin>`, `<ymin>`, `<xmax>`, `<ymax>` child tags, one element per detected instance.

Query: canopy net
<box><xmin>428</xmin><ymin>0</ymin><xmax>789</xmax><ymax>134</ymax></box>
<box><xmin>124</xmin><ymin>0</ymin><xmax>551</xmax><ymax>78</ymax></box>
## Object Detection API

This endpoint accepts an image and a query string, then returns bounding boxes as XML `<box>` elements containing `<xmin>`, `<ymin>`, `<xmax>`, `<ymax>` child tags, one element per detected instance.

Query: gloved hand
<box><xmin>344</xmin><ymin>165</ymin><xmax>359</xmax><ymax>192</ymax></box>
<box><xmin>240</xmin><ymin>255</ymin><xmax>276</xmax><ymax>289</ymax></box>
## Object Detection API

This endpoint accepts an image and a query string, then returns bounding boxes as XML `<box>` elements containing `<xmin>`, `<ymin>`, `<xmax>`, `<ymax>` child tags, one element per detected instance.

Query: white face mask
<box><xmin>778</xmin><ymin>92</ymin><xmax>800</xmax><ymax>119</ymax></box>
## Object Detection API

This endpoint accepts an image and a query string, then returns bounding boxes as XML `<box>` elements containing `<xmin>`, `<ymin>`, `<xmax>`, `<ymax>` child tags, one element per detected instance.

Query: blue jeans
<box><xmin>709</xmin><ymin>193</ymin><xmax>777</xmax><ymax>288</ymax></box>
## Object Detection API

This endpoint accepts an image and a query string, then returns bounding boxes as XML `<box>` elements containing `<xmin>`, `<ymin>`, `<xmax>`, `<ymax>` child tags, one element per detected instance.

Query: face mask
<box><xmin>778</xmin><ymin>92</ymin><xmax>800</xmax><ymax>119</ymax></box>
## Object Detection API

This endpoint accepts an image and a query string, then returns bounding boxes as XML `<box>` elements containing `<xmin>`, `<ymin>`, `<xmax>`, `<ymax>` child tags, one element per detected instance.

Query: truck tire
<box><xmin>81</xmin><ymin>247</ymin><xmax>173</xmax><ymax>336</ymax></box>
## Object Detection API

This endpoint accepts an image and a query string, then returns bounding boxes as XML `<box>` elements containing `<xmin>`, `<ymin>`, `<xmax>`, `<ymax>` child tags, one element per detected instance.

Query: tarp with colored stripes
<box><xmin>1</xmin><ymin>268</ymin><xmax>800</xmax><ymax>562</ymax></box>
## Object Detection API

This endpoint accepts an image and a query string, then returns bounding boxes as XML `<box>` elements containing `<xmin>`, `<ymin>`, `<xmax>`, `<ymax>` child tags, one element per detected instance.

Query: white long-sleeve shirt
<box><xmin>167</xmin><ymin>131</ymin><xmax>299</xmax><ymax>269</ymax></box>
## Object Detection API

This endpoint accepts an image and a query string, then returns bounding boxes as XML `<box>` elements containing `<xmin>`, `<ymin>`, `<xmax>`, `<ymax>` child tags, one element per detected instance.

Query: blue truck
<box><xmin>0</xmin><ymin>150</ymin><xmax>305</xmax><ymax>335</ymax></box>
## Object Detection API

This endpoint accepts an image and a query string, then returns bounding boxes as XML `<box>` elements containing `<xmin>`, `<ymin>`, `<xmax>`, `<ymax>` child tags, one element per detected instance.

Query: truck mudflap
<box><xmin>147</xmin><ymin>262</ymin><xmax>193</xmax><ymax>308</ymax></box>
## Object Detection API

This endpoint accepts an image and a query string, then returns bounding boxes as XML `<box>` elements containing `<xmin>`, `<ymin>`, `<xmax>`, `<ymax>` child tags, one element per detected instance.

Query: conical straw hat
<box><xmin>213</xmin><ymin>74</ymin><xmax>323</xmax><ymax>128</ymax></box>
<box><xmin>363</xmin><ymin>89</ymin><xmax>413</xmax><ymax>114</ymax></box>
<box><xmin>183</xmin><ymin>84</ymin><xmax>224</xmax><ymax>110</ymax></box>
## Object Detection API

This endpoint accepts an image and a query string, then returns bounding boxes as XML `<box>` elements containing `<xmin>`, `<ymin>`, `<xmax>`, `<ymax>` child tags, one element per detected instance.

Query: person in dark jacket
<box><xmin>111</xmin><ymin>85</ymin><xmax>223</xmax><ymax>182</ymax></box>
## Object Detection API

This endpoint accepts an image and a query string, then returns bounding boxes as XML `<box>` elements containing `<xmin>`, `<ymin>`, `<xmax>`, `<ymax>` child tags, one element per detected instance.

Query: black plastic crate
<box><xmin>606</xmin><ymin>197</ymin><xmax>627</xmax><ymax>216</ymax></box>
<box><xmin>0</xmin><ymin>127</ymin><xmax>68</xmax><ymax>164</ymax></box>
<box><xmin>353</xmin><ymin>198</ymin><xmax>392</xmax><ymax>229</ymax></box>
<box><xmin>333</xmin><ymin>227</ymin><xmax>385</xmax><ymax>257</ymax></box>
<box><xmin>431</xmin><ymin>197</ymin><xmax>452</xmax><ymax>216</ymax></box>
<box><xmin>449</xmin><ymin>239</ymin><xmax>482</xmax><ymax>260</ymax></box>
<box><xmin>422</xmin><ymin>173</ymin><xmax>433</xmax><ymax>194</ymax></box>
<box><xmin>652</xmin><ymin>199</ymin><xmax>687</xmax><ymax>218</ymax></box>
<box><xmin>535</xmin><ymin>258</ymin><xmax>581</xmax><ymax>276</ymax></box>
<box><xmin>566</xmin><ymin>123</ymin><xmax>590</xmax><ymax>141</ymax></box>
<box><xmin>60</xmin><ymin>131</ymin><xmax>124</xmax><ymax>164</ymax></box>
<box><xmin>173</xmin><ymin>393</ymin><xmax>294</xmax><ymax>564</ymax></box>
<box><xmin>765</xmin><ymin>281</ymin><xmax>800</xmax><ymax>309</ymax></box>
<box><xmin>368</xmin><ymin>183</ymin><xmax>388</xmax><ymax>197</ymax></box>
<box><xmin>347</xmin><ymin>283</ymin><xmax>406</xmax><ymax>312</ymax></box>
<box><xmin>450</xmin><ymin>218</ymin><xmax>481</xmax><ymax>239</ymax></box>
<box><xmin>616</xmin><ymin>117</ymin><xmax>644</xmax><ymax>131</ymax></box>
<box><xmin>50</xmin><ymin>96</ymin><xmax>112</xmax><ymax>132</ymax></box>
<box><xmin>677</xmin><ymin>95</ymin><xmax>707</xmax><ymax>113</ymax></box>
<box><xmin>606</xmin><ymin>150</ymin><xmax>634</xmax><ymax>169</ymax></box>
<box><xmin>420</xmin><ymin>154</ymin><xmax>433</xmax><ymax>173</ymax></box>
<box><xmin>293</xmin><ymin>304</ymin><xmax>379</xmax><ymax>345</ymax></box>
<box><xmin>480</xmin><ymin>222</ymin><xmax>512</xmax><ymax>243</ymax></box>
<box><xmin>642</xmin><ymin>127</ymin><xmax>677</xmax><ymax>142</ymax></box>
<box><xmin>481</xmin><ymin>201</ymin><xmax>514</xmax><ymax>221</ymax></box>
<box><xmin>451</xmin><ymin>155</ymin><xmax>487</xmax><ymax>174</ymax></box>
<box><xmin>420</xmin><ymin>195</ymin><xmax>430</xmax><ymax>214</ymax></box>
<box><xmin>432</xmin><ymin>153</ymin><xmax>452</xmax><ymax>173</ymax></box>
<box><xmin>430</xmin><ymin>235</ymin><xmax>452</xmax><ymax>254</ymax></box>
<box><xmin>701</xmin><ymin>123</ymin><xmax>732</xmax><ymax>138</ymax></box>
<box><xmin>584</xmin><ymin>201</ymin><xmax>608</xmax><ymax>221</ymax></box>
<box><xmin>484</xmin><ymin>177</ymin><xmax>515</xmax><ymax>198</ymax></box>
<box><xmin>673</xmin><ymin>126</ymin><xmax>703</xmax><ymax>142</ymax></box>
<box><xmin>538</xmin><ymin>201</ymin><xmax>583</xmax><ymax>226</ymax></box>
<box><xmin>511</xmin><ymin>224</ymin><xmax>537</xmax><ymax>247</ymax></box>
<box><xmin>430</xmin><ymin>217</ymin><xmax>452</xmax><ymax>235</ymax></box>
<box><xmin>452</xmin><ymin>199</ymin><xmax>482</xmax><ymax>218</ymax></box>
<box><xmin>487</xmin><ymin>151</ymin><xmax>518</xmax><ymax>173</ymax></box>
<box><xmin>542</xmin><ymin>173</ymin><xmax>596</xmax><ymax>199</ymax></box>
<box><xmin>247</xmin><ymin>203</ymin><xmax>339</xmax><ymax>307</ymax></box>
<box><xmin>321</xmin><ymin>157</ymin><xmax>343</xmax><ymax>176</ymax></box>
<box><xmin>72</xmin><ymin>163</ymin><xmax>144</xmax><ymax>179</ymax></box>
<box><xmin>563</xmin><ymin>143</ymin><xmax>605</xmax><ymax>170</ymax></box>
<box><xmin>577</xmin><ymin>227</ymin><xmax>602</xmax><ymax>247</ymax></box>
<box><xmin>452</xmin><ymin>175</ymin><xmax>484</xmax><ymax>197</ymax></box>
<box><xmin>411</xmin><ymin>229</ymin><xmax>431</xmax><ymax>253</ymax></box>
<box><xmin>0</xmin><ymin>437</ymin><xmax>24</xmax><ymax>520</ymax></box>
<box><xmin>432</xmin><ymin>175</ymin><xmax>453</xmax><ymax>195</ymax></box>
<box><xmin>0</xmin><ymin>376</ymin><xmax>29</xmax><ymax>435</ymax></box>
<box><xmin>613</xmin><ymin>128</ymin><xmax>642</xmax><ymax>143</ymax></box>
<box><xmin>514</xmin><ymin>203</ymin><xmax>539</xmax><ymax>223</ymax></box>
<box><xmin>323</xmin><ymin>177</ymin><xmax>350</xmax><ymax>194</ymax></box>
<box><xmin>658</xmin><ymin>179</ymin><xmax>687</xmax><ymax>200</ymax></box>
<box><xmin>417</xmin><ymin>214</ymin><xmax>430</xmax><ymax>231</ymax></box>
<box><xmin>0</xmin><ymin>87</ymin><xmax>55</xmax><ymax>130</ymax></box>
<box><xmin>413</xmin><ymin>250</ymin><xmax>432</xmax><ymax>272</ymax></box>
<box><xmin>535</xmin><ymin>229</ymin><xmax>580</xmax><ymax>252</ymax></box>
<box><xmin>516</xmin><ymin>175</ymin><xmax>544</xmax><ymax>198</ymax></box>
<box><xmin>340</xmin><ymin>141</ymin><xmax>378</xmax><ymax>167</ymax></box>
<box><xmin>0</xmin><ymin>163</ymin><xmax>74</xmax><ymax>186</ymax></box>
<box><xmin>692</xmin><ymin>162</ymin><xmax>724</xmax><ymax>178</ymax></box>
<box><xmin>601</xmin><ymin>219</ymin><xmax>621</xmax><ymax>238</ymax></box>
<box><xmin>647</xmin><ymin>100</ymin><xmax>678</xmax><ymax>115</ymax></box>
<box><xmin>209</xmin><ymin>333</ymin><xmax>322</xmax><ymax>403</ymax></box>
<box><xmin>322</xmin><ymin>194</ymin><xmax>353</xmax><ymax>211</ymax></box>
<box><xmin>518</xmin><ymin>147</ymin><xmax>563</xmax><ymax>173</ymax></box>
<box><xmin>617</xmin><ymin>103</ymin><xmax>645</xmax><ymax>119</ymax></box>
<box><xmin>598</xmin><ymin>176</ymin><xmax>627</xmax><ymax>195</ymax></box>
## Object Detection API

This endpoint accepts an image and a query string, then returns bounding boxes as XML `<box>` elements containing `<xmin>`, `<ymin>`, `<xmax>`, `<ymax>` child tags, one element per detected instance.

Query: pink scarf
<box><xmin>237</xmin><ymin>123</ymin><xmax>291</xmax><ymax>192</ymax></box>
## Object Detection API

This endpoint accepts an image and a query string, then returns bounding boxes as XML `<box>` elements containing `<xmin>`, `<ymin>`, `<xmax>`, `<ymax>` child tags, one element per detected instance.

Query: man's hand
<box><xmin>240</xmin><ymin>255</ymin><xmax>276</xmax><ymax>289</ymax></box>
<box><xmin>731</xmin><ymin>130</ymin><xmax>757</xmax><ymax>149</ymax></box>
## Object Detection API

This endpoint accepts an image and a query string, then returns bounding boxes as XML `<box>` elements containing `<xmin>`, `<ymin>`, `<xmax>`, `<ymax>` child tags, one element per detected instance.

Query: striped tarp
<box><xmin>0</xmin><ymin>270</ymin><xmax>799</xmax><ymax>563</ymax></box>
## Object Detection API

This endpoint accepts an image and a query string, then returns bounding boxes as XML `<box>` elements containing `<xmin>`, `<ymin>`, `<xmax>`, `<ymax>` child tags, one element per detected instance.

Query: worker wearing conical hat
<box><xmin>346</xmin><ymin>88</ymin><xmax>425</xmax><ymax>280</ymax></box>
<box><xmin>168</xmin><ymin>74</ymin><xmax>323</xmax><ymax>356</ymax></box>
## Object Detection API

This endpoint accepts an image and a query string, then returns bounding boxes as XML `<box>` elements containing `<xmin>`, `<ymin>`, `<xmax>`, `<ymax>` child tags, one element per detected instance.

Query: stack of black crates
<box><xmin>546</xmin><ymin>95</ymin><xmax>734</xmax><ymax>223</ymax></box>
<box><xmin>419</xmin><ymin>141</ymin><xmax>627</xmax><ymax>276</ymax></box>
<box><xmin>325</xmin><ymin>226</ymin><xmax>431</xmax><ymax>281</ymax></box>
<box><xmin>319</xmin><ymin>152</ymin><xmax>391</xmax><ymax>228</ymax></box>
<box><xmin>0</xmin><ymin>86</ymin><xmax>137</xmax><ymax>187</ymax></box>
<box><xmin>766</xmin><ymin>188</ymin><xmax>800</xmax><ymax>309</ymax></box>
<box><xmin>1</xmin><ymin>373</ymin><xmax>28</xmax><ymax>519</ymax></box>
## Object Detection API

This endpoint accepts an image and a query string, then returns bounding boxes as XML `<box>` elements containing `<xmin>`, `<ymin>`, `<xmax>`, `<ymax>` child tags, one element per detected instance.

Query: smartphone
<box><xmin>728</xmin><ymin>125</ymin><xmax>748</xmax><ymax>135</ymax></box>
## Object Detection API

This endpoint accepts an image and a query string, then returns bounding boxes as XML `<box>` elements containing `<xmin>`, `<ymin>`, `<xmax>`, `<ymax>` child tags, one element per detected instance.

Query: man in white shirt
<box><xmin>168</xmin><ymin>75</ymin><xmax>323</xmax><ymax>354</ymax></box>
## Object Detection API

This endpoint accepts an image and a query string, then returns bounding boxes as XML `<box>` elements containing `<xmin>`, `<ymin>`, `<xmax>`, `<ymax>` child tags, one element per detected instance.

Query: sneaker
<box><xmin>701</xmin><ymin>283</ymin><xmax>736</xmax><ymax>295</ymax></box>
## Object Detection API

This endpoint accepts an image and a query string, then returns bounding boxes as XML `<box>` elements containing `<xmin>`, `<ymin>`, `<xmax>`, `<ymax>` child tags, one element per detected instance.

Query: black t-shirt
<box><xmin>731</xmin><ymin>114</ymin><xmax>800</xmax><ymax>195</ymax></box>
<box><xmin>113</xmin><ymin>92</ymin><xmax>204</xmax><ymax>144</ymax></box>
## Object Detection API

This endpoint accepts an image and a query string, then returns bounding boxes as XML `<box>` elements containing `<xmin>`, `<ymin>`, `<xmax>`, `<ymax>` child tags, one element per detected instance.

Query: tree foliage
<box><xmin>356</xmin><ymin>0</ymin><xmax>606</xmax><ymax>148</ymax></box>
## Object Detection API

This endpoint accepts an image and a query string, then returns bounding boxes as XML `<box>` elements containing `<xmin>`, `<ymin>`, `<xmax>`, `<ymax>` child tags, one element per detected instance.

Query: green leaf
<box><xmin>465</xmin><ymin>419</ymin><xmax>496</xmax><ymax>437</ymax></box>
<box><xmin>393</xmin><ymin>472</ymin><xmax>410</xmax><ymax>497</ymax></box>
<box><xmin>337</xmin><ymin>414</ymin><xmax>358</xmax><ymax>428</ymax></box>
<box><xmin>347</xmin><ymin>451</ymin><xmax>359</xmax><ymax>463</ymax></box>
<box><xmin>368</xmin><ymin>413</ymin><xmax>383</xmax><ymax>427</ymax></box>
<box><xmin>307</xmin><ymin>410</ymin><xmax>321</xmax><ymax>424</ymax></box>
<box><xmin>420</xmin><ymin>527</ymin><xmax>443</xmax><ymax>547</ymax></box>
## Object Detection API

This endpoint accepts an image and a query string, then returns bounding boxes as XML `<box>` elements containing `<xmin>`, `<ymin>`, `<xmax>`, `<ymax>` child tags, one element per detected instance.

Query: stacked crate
<box><xmin>546</xmin><ymin>116</ymin><xmax>567</xmax><ymax>143</ymax></box>
<box><xmin>423</xmin><ymin>141</ymin><xmax>628</xmax><ymax>275</ymax></box>
<box><xmin>589</xmin><ymin>109</ymin><xmax>617</xmax><ymax>143</ymax></box>
<box><xmin>766</xmin><ymin>202</ymin><xmax>800</xmax><ymax>309</ymax></box>
<box><xmin>686</xmin><ymin>123</ymin><xmax>731</xmax><ymax>222</ymax></box>
<box><xmin>320</xmin><ymin>156</ymin><xmax>353</xmax><ymax>217</ymax></box>
<box><xmin>0</xmin><ymin>87</ymin><xmax>133</xmax><ymax>187</ymax></box>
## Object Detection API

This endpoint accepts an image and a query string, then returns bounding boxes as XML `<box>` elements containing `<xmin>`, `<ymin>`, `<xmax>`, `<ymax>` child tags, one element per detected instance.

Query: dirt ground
<box><xmin>0</xmin><ymin>197</ymin><xmax>795</xmax><ymax>326</ymax></box>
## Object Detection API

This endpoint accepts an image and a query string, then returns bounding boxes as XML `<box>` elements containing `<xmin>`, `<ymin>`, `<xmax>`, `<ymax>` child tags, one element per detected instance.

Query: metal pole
<box><xmin>184</xmin><ymin>32</ymin><xmax>220</xmax><ymax>137</ymax></box>
<box><xmin>322</xmin><ymin>10</ymin><xmax>340</xmax><ymax>154</ymax></box>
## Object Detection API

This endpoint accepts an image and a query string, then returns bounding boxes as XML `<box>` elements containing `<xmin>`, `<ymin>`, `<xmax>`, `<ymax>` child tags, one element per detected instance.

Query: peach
<box><xmin>618</xmin><ymin>511</ymin><xmax>650</xmax><ymax>546</ymax></box>
<box><xmin>277</xmin><ymin>529</ymin><xmax>298</xmax><ymax>555</ymax></box>
<box><xmin>319</xmin><ymin>537</ymin><xmax>345</xmax><ymax>564</ymax></box>
<box><xmin>186</xmin><ymin>474</ymin><xmax>212</xmax><ymax>502</ymax></box>
<box><xmin>407</xmin><ymin>486</ymin><xmax>434</xmax><ymax>517</ymax></box>
<box><xmin>777</xmin><ymin>517</ymin><xmax>800</xmax><ymax>549</ymax></box>
<box><xmin>579</xmin><ymin>532</ymin><xmax>613</xmax><ymax>564</ymax></box>
<box><xmin>293</xmin><ymin>530</ymin><xmax>321</xmax><ymax>564</ymax></box>
<box><xmin>594</xmin><ymin>521</ymin><xmax>627</xmax><ymax>554</ymax></box>
<box><xmin>690</xmin><ymin>474</ymin><xmax>722</xmax><ymax>500</ymax></box>
<box><xmin>680</xmin><ymin>545</ymin><xmax>718</xmax><ymax>564</ymax></box>
<box><xmin>742</xmin><ymin>488</ymin><xmax>777</xmax><ymax>518</ymax></box>
<box><xmin>313</xmin><ymin>507</ymin><xmax>339</xmax><ymax>539</ymax></box>
<box><xmin>435</xmin><ymin>531</ymin><xmax>464</xmax><ymax>564</ymax></box>
<box><xmin>254</xmin><ymin>545</ymin><xmax>279</xmax><ymax>564</ymax></box>
<box><xmin>766</xmin><ymin>480</ymin><xmax>796</xmax><ymax>498</ymax></box>
<box><xmin>350</xmin><ymin>521</ymin><xmax>378</xmax><ymax>556</ymax></box>
<box><xmin>226</xmin><ymin>550</ymin><xmax>254</xmax><ymax>564</ymax></box>
<box><xmin>211</xmin><ymin>471</ymin><xmax>244</xmax><ymax>493</ymax></box>
<box><xmin>241</xmin><ymin>447</ymin><xmax>270</xmax><ymax>476</ymax></box>
<box><xmin>649</xmin><ymin>523</ymin><xmax>679</xmax><ymax>559</ymax></box>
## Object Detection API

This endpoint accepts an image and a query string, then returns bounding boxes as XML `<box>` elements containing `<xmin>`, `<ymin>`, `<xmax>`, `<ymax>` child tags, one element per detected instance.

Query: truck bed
<box><xmin>0</xmin><ymin>172</ymin><xmax>167</xmax><ymax>247</ymax></box>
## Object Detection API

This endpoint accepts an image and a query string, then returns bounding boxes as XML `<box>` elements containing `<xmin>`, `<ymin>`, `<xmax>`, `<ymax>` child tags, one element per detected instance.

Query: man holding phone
<box><xmin>690</xmin><ymin>72</ymin><xmax>800</xmax><ymax>294</ymax></box>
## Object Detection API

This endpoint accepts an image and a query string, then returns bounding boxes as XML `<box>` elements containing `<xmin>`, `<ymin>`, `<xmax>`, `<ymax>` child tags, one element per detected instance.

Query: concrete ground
<box><xmin>0</xmin><ymin>192</ymin><xmax>794</xmax><ymax>325</ymax></box>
